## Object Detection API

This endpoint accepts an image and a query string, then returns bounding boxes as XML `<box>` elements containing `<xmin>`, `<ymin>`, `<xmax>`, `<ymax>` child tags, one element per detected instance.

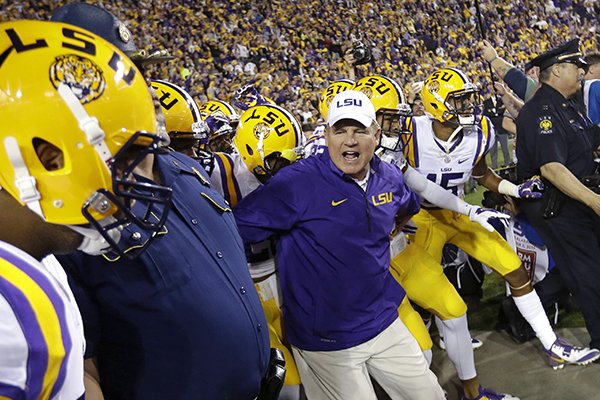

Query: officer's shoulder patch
<box><xmin>537</xmin><ymin>115</ymin><xmax>553</xmax><ymax>135</ymax></box>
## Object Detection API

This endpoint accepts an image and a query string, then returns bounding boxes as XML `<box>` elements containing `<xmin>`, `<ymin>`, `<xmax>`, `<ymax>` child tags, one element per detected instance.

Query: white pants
<box><xmin>292</xmin><ymin>318</ymin><xmax>445</xmax><ymax>400</ymax></box>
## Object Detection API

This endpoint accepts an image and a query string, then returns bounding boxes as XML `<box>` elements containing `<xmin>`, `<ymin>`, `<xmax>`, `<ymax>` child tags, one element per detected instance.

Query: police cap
<box><xmin>530</xmin><ymin>38</ymin><xmax>587</xmax><ymax>71</ymax></box>
<box><xmin>51</xmin><ymin>2</ymin><xmax>173</xmax><ymax>66</ymax></box>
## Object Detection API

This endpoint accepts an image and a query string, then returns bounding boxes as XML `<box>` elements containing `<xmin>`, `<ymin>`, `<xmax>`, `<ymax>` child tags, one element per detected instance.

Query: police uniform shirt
<box><xmin>516</xmin><ymin>83</ymin><xmax>600</xmax><ymax>181</ymax></box>
<box><xmin>207</xmin><ymin>151</ymin><xmax>277</xmax><ymax>279</ymax></box>
<box><xmin>57</xmin><ymin>151</ymin><xmax>269</xmax><ymax>400</ymax></box>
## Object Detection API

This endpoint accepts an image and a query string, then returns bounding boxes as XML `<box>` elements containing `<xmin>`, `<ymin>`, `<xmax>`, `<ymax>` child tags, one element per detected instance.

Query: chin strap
<box><xmin>57</xmin><ymin>83</ymin><xmax>114</xmax><ymax>166</ymax></box>
<box><xmin>447</xmin><ymin>125</ymin><xmax>464</xmax><ymax>143</ymax></box>
<box><xmin>4</xmin><ymin>136</ymin><xmax>44</xmax><ymax>218</ymax></box>
<box><xmin>256</xmin><ymin>130</ymin><xmax>266</xmax><ymax>164</ymax></box>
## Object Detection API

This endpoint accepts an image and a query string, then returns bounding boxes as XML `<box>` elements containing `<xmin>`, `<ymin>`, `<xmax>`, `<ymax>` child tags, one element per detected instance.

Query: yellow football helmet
<box><xmin>234</xmin><ymin>104</ymin><xmax>303</xmax><ymax>182</ymax></box>
<box><xmin>353</xmin><ymin>75</ymin><xmax>412</xmax><ymax>152</ymax></box>
<box><xmin>150</xmin><ymin>80</ymin><xmax>208</xmax><ymax>156</ymax></box>
<box><xmin>199</xmin><ymin>100</ymin><xmax>239</xmax><ymax>153</ymax></box>
<box><xmin>421</xmin><ymin>68</ymin><xmax>482</xmax><ymax>126</ymax></box>
<box><xmin>318</xmin><ymin>79</ymin><xmax>355</xmax><ymax>119</ymax></box>
<box><xmin>0</xmin><ymin>20</ymin><xmax>170</xmax><ymax>257</ymax></box>
<box><xmin>199</xmin><ymin>99</ymin><xmax>239</xmax><ymax>121</ymax></box>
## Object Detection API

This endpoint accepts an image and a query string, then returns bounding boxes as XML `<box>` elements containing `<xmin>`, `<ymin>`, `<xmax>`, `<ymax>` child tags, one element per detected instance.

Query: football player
<box><xmin>200</xmin><ymin>104</ymin><xmax>304</xmax><ymax>400</ymax></box>
<box><xmin>199</xmin><ymin>99</ymin><xmax>239</xmax><ymax>154</ymax></box>
<box><xmin>354</xmin><ymin>74</ymin><xmax>518</xmax><ymax>400</ymax></box>
<box><xmin>0</xmin><ymin>20</ymin><xmax>169</xmax><ymax>399</ymax></box>
<box><xmin>150</xmin><ymin>80</ymin><xmax>210</xmax><ymax>158</ymax></box>
<box><xmin>304</xmin><ymin>79</ymin><xmax>354</xmax><ymax>158</ymax></box>
<box><xmin>407</xmin><ymin>67</ymin><xmax>599</xmax><ymax>376</ymax></box>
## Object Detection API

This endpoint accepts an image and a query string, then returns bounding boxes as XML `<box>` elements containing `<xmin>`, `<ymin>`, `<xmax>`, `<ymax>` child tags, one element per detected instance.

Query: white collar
<box><xmin>352</xmin><ymin>166</ymin><xmax>371</xmax><ymax>191</ymax></box>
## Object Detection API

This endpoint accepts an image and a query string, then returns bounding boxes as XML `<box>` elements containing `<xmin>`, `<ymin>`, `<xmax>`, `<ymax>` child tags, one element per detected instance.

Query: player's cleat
<box><xmin>439</xmin><ymin>336</ymin><xmax>483</xmax><ymax>351</ymax></box>
<box><xmin>543</xmin><ymin>338</ymin><xmax>600</xmax><ymax>370</ymax></box>
<box><xmin>461</xmin><ymin>386</ymin><xmax>520</xmax><ymax>400</ymax></box>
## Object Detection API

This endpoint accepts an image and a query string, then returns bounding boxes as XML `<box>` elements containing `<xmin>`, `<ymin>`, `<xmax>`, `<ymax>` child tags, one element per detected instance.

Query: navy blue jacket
<box><xmin>59</xmin><ymin>151</ymin><xmax>269</xmax><ymax>400</ymax></box>
<box><xmin>234</xmin><ymin>150</ymin><xmax>420</xmax><ymax>351</ymax></box>
<box><xmin>517</xmin><ymin>83</ymin><xmax>600</xmax><ymax>181</ymax></box>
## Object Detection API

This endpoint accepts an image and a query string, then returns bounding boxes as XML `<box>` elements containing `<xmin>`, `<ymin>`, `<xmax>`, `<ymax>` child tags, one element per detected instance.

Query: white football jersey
<box><xmin>303</xmin><ymin>124</ymin><xmax>327</xmax><ymax>158</ymax></box>
<box><xmin>405</xmin><ymin>115</ymin><xmax>495</xmax><ymax>205</ymax></box>
<box><xmin>210</xmin><ymin>152</ymin><xmax>261</xmax><ymax>205</ymax></box>
<box><xmin>206</xmin><ymin>152</ymin><xmax>276</xmax><ymax>279</ymax></box>
<box><xmin>0</xmin><ymin>242</ymin><xmax>85</xmax><ymax>400</ymax></box>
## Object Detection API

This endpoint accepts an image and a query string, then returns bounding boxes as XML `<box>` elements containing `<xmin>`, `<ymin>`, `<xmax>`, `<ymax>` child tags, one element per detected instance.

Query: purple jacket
<box><xmin>234</xmin><ymin>150</ymin><xmax>420</xmax><ymax>351</ymax></box>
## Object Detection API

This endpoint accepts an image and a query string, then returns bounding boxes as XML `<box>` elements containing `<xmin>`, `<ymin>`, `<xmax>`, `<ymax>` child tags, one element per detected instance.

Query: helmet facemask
<box><xmin>82</xmin><ymin>131</ymin><xmax>173</xmax><ymax>259</ymax></box>
<box><xmin>376</xmin><ymin>103</ymin><xmax>413</xmax><ymax>152</ymax></box>
<box><xmin>167</xmin><ymin>120</ymin><xmax>210</xmax><ymax>157</ymax></box>
<box><xmin>444</xmin><ymin>86</ymin><xmax>482</xmax><ymax>126</ymax></box>
<box><xmin>253</xmin><ymin>147</ymin><xmax>302</xmax><ymax>184</ymax></box>
<box><xmin>204</xmin><ymin>112</ymin><xmax>235</xmax><ymax>153</ymax></box>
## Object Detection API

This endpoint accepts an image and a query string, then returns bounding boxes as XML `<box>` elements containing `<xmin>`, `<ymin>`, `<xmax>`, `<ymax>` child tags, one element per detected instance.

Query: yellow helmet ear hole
<box><xmin>32</xmin><ymin>138</ymin><xmax>64</xmax><ymax>172</ymax></box>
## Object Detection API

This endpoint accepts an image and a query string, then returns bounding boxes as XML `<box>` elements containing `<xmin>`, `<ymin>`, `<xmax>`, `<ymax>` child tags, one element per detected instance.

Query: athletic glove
<box><xmin>467</xmin><ymin>206</ymin><xmax>510</xmax><ymax>232</ymax></box>
<box><xmin>517</xmin><ymin>175</ymin><xmax>544</xmax><ymax>199</ymax></box>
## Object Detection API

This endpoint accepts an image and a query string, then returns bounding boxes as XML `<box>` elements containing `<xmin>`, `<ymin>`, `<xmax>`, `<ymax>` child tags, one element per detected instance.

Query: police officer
<box><xmin>51</xmin><ymin>3</ymin><xmax>275</xmax><ymax>399</ymax></box>
<box><xmin>516</xmin><ymin>38</ymin><xmax>600</xmax><ymax>355</ymax></box>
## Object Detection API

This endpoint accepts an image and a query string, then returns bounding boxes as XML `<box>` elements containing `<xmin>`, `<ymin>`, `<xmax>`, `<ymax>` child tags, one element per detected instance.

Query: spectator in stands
<box><xmin>4</xmin><ymin>0</ymin><xmax>595</xmax><ymax>127</ymax></box>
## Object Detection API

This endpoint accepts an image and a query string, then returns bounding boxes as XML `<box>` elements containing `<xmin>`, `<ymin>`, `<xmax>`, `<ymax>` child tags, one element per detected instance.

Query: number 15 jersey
<box><xmin>404</xmin><ymin>115</ymin><xmax>495</xmax><ymax>204</ymax></box>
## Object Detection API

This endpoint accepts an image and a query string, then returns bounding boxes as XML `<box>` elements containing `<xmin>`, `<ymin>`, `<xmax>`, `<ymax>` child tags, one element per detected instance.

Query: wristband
<box><xmin>487</xmin><ymin>56</ymin><xmax>498</xmax><ymax>63</ymax></box>
<box><xmin>498</xmin><ymin>179</ymin><xmax>519</xmax><ymax>197</ymax></box>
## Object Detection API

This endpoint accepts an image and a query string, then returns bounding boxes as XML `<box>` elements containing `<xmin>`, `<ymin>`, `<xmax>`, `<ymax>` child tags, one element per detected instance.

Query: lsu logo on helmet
<box><xmin>234</xmin><ymin>104</ymin><xmax>303</xmax><ymax>181</ymax></box>
<box><xmin>150</xmin><ymin>80</ymin><xmax>208</xmax><ymax>155</ymax></box>
<box><xmin>353</xmin><ymin>75</ymin><xmax>405</xmax><ymax>108</ymax></box>
<box><xmin>200</xmin><ymin>99</ymin><xmax>238</xmax><ymax>119</ymax></box>
<box><xmin>353</xmin><ymin>75</ymin><xmax>412</xmax><ymax>152</ymax></box>
<box><xmin>319</xmin><ymin>79</ymin><xmax>354</xmax><ymax>119</ymax></box>
<box><xmin>422</xmin><ymin>68</ymin><xmax>481</xmax><ymax>126</ymax></box>
<box><xmin>50</xmin><ymin>54</ymin><xmax>106</xmax><ymax>104</ymax></box>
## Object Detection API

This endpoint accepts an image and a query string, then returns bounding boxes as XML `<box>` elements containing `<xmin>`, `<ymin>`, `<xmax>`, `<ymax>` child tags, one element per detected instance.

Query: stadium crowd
<box><xmin>2</xmin><ymin>0</ymin><xmax>598</xmax><ymax>127</ymax></box>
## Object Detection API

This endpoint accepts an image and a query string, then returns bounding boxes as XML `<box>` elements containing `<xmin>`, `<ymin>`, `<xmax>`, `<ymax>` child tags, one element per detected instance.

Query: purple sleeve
<box><xmin>234</xmin><ymin>171</ymin><xmax>301</xmax><ymax>244</ymax></box>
